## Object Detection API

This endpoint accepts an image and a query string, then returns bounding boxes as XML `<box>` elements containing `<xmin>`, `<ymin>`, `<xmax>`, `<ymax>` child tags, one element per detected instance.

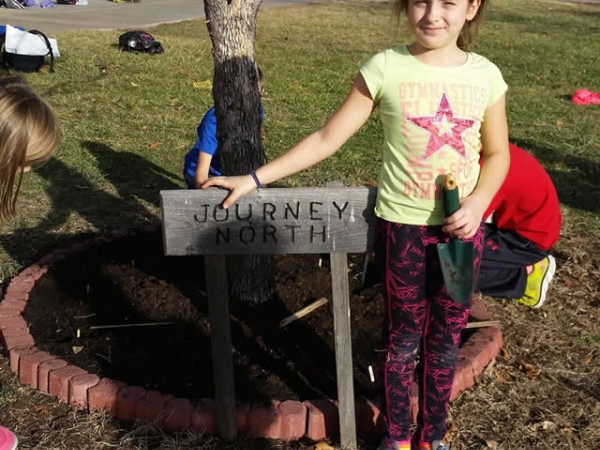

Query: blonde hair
<box><xmin>393</xmin><ymin>0</ymin><xmax>488</xmax><ymax>51</ymax></box>
<box><xmin>0</xmin><ymin>76</ymin><xmax>58</xmax><ymax>221</ymax></box>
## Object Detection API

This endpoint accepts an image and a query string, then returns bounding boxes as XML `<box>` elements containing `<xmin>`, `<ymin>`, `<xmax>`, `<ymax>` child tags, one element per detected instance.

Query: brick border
<box><xmin>0</xmin><ymin>227</ymin><xmax>502</xmax><ymax>441</ymax></box>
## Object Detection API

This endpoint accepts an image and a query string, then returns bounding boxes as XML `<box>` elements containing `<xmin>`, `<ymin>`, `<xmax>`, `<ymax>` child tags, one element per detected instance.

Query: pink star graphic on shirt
<box><xmin>407</xmin><ymin>94</ymin><xmax>475</xmax><ymax>160</ymax></box>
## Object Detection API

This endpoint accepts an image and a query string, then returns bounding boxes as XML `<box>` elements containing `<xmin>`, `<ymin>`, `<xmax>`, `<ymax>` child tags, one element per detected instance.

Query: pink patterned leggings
<box><xmin>375</xmin><ymin>219</ymin><xmax>484</xmax><ymax>443</ymax></box>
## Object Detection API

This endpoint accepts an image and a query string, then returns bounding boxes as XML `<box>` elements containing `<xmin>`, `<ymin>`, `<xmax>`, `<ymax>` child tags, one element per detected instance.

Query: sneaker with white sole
<box><xmin>0</xmin><ymin>426</ymin><xmax>18</xmax><ymax>450</ymax></box>
<box><xmin>417</xmin><ymin>440</ymin><xmax>450</xmax><ymax>450</ymax></box>
<box><xmin>516</xmin><ymin>255</ymin><xmax>556</xmax><ymax>309</ymax></box>
<box><xmin>377</xmin><ymin>436</ymin><xmax>411</xmax><ymax>450</ymax></box>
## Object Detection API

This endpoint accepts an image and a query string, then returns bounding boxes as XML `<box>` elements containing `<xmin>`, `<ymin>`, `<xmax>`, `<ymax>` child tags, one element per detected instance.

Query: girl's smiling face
<box><xmin>406</xmin><ymin>0</ymin><xmax>481</xmax><ymax>55</ymax></box>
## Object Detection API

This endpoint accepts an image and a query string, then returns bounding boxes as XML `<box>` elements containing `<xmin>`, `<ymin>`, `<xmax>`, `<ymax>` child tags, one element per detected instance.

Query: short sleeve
<box><xmin>195</xmin><ymin>107</ymin><xmax>218</xmax><ymax>156</ymax></box>
<box><xmin>486</xmin><ymin>63</ymin><xmax>508</xmax><ymax>107</ymax></box>
<box><xmin>359</xmin><ymin>51</ymin><xmax>387</xmax><ymax>104</ymax></box>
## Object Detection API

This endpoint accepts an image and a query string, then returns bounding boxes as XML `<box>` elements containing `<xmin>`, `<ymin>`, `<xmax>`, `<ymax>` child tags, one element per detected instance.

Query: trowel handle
<box><xmin>442</xmin><ymin>173</ymin><xmax>460</xmax><ymax>217</ymax></box>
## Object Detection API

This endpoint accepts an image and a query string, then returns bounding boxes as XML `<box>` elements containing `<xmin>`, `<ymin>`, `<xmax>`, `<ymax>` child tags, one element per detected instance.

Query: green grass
<box><xmin>1</xmin><ymin>0</ymin><xmax>598</xmax><ymax>279</ymax></box>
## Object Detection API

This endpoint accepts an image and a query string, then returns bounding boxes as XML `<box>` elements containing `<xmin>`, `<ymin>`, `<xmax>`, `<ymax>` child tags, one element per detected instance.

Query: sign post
<box><xmin>161</xmin><ymin>186</ymin><xmax>377</xmax><ymax>448</ymax></box>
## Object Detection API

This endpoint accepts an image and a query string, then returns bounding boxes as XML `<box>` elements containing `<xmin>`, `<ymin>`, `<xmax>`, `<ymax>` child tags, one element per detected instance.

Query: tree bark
<box><xmin>204</xmin><ymin>0</ymin><xmax>275</xmax><ymax>305</ymax></box>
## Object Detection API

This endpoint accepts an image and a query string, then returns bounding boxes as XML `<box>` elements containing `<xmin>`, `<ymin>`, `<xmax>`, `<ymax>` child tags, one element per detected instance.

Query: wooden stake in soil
<box><xmin>465</xmin><ymin>320</ymin><xmax>501</xmax><ymax>329</ymax></box>
<box><xmin>88</xmin><ymin>321</ymin><xmax>175</xmax><ymax>330</ymax></box>
<box><xmin>279</xmin><ymin>298</ymin><xmax>329</xmax><ymax>328</ymax></box>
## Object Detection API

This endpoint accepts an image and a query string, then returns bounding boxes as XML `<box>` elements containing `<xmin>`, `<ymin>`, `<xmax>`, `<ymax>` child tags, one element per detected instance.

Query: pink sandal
<box><xmin>0</xmin><ymin>426</ymin><xmax>18</xmax><ymax>450</ymax></box>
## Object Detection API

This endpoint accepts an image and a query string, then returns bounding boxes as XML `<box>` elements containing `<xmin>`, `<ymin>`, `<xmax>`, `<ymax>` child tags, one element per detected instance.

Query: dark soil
<box><xmin>23</xmin><ymin>231</ymin><xmax>386</xmax><ymax>403</ymax></box>
<box><xmin>24</xmin><ymin>230</ymin><xmax>474</xmax><ymax>405</ymax></box>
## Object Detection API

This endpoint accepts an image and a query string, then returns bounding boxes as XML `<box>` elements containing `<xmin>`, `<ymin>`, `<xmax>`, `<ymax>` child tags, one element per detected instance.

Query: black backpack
<box><xmin>118</xmin><ymin>30</ymin><xmax>164</xmax><ymax>55</ymax></box>
<box><xmin>0</xmin><ymin>29</ymin><xmax>55</xmax><ymax>73</ymax></box>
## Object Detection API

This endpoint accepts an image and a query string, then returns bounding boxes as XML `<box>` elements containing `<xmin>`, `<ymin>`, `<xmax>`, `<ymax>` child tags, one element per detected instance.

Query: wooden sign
<box><xmin>160</xmin><ymin>185</ymin><xmax>376</xmax><ymax>449</ymax></box>
<box><xmin>160</xmin><ymin>186</ymin><xmax>378</xmax><ymax>255</ymax></box>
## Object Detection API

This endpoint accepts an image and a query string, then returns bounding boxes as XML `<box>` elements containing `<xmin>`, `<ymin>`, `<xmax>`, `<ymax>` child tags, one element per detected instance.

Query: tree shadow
<box><xmin>80</xmin><ymin>141</ymin><xmax>182</xmax><ymax>213</ymax></box>
<box><xmin>512</xmin><ymin>139</ymin><xmax>600</xmax><ymax>213</ymax></box>
<box><xmin>0</xmin><ymin>142</ymin><xmax>181</xmax><ymax>269</ymax></box>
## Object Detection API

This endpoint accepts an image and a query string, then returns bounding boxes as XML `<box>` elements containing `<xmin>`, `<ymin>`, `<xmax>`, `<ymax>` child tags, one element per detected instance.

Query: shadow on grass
<box><xmin>513</xmin><ymin>139</ymin><xmax>600</xmax><ymax>214</ymax></box>
<box><xmin>0</xmin><ymin>141</ymin><xmax>181</xmax><ymax>268</ymax></box>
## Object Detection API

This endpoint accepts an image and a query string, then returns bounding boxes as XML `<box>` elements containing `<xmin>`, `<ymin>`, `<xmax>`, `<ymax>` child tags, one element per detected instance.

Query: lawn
<box><xmin>0</xmin><ymin>0</ymin><xmax>599</xmax><ymax>449</ymax></box>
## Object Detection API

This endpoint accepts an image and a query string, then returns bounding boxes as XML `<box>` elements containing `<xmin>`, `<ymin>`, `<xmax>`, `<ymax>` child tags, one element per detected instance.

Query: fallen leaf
<box><xmin>518</xmin><ymin>362</ymin><xmax>540</xmax><ymax>379</ymax></box>
<box><xmin>34</xmin><ymin>404</ymin><xmax>47</xmax><ymax>413</ymax></box>
<box><xmin>149</xmin><ymin>141</ymin><xmax>162</xmax><ymax>150</ymax></box>
<box><xmin>72</xmin><ymin>345</ymin><xmax>84</xmax><ymax>355</ymax></box>
<box><xmin>193</xmin><ymin>80</ymin><xmax>212</xmax><ymax>90</ymax></box>
<box><xmin>495</xmin><ymin>369</ymin><xmax>507</xmax><ymax>383</ymax></box>
<box><xmin>582</xmin><ymin>353</ymin><xmax>594</xmax><ymax>366</ymax></box>
<box><xmin>312</xmin><ymin>441</ymin><xmax>335</xmax><ymax>450</ymax></box>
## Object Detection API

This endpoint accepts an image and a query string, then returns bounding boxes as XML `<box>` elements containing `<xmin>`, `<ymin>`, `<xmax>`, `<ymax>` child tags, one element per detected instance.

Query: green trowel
<box><xmin>437</xmin><ymin>174</ymin><xmax>475</xmax><ymax>304</ymax></box>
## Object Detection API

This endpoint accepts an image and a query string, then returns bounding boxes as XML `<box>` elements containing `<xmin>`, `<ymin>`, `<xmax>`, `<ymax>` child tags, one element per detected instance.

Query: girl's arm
<box><xmin>443</xmin><ymin>95</ymin><xmax>510</xmax><ymax>239</ymax></box>
<box><xmin>202</xmin><ymin>74</ymin><xmax>376</xmax><ymax>209</ymax></box>
<box><xmin>194</xmin><ymin>151</ymin><xmax>212</xmax><ymax>187</ymax></box>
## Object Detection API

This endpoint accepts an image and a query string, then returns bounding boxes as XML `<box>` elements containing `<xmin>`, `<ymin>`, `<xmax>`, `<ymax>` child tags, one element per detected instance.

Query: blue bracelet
<box><xmin>250</xmin><ymin>170</ymin><xmax>263</xmax><ymax>189</ymax></box>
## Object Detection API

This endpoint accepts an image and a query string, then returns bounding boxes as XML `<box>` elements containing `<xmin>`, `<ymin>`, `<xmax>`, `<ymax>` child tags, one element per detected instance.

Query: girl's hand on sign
<box><xmin>201</xmin><ymin>175</ymin><xmax>256</xmax><ymax>209</ymax></box>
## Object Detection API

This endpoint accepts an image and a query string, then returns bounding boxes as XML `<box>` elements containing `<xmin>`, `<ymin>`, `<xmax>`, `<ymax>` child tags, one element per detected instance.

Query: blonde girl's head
<box><xmin>394</xmin><ymin>0</ymin><xmax>487</xmax><ymax>51</ymax></box>
<box><xmin>0</xmin><ymin>76</ymin><xmax>58</xmax><ymax>221</ymax></box>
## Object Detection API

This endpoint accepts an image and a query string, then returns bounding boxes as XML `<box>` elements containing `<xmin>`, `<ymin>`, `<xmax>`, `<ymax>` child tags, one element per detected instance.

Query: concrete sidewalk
<box><xmin>1</xmin><ymin>0</ymin><xmax>307</xmax><ymax>35</ymax></box>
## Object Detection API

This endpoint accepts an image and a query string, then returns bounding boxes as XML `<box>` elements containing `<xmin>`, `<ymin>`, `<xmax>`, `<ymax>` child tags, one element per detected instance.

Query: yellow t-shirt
<box><xmin>360</xmin><ymin>45</ymin><xmax>508</xmax><ymax>225</ymax></box>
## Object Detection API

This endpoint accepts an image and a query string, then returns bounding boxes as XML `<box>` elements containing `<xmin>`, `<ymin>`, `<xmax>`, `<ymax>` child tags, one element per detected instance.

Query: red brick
<box><xmin>0</xmin><ymin>305</ymin><xmax>22</xmax><ymax>320</ymax></box>
<box><xmin>69</xmin><ymin>373</ymin><xmax>100</xmax><ymax>410</ymax></box>
<box><xmin>38</xmin><ymin>359</ymin><xmax>68</xmax><ymax>393</ymax></box>
<box><xmin>247</xmin><ymin>401</ymin><xmax>282</xmax><ymax>438</ymax></box>
<box><xmin>135</xmin><ymin>390</ymin><xmax>174</xmax><ymax>425</ymax></box>
<box><xmin>5</xmin><ymin>277</ymin><xmax>35</xmax><ymax>296</ymax></box>
<box><xmin>36</xmin><ymin>253</ymin><xmax>60</xmax><ymax>266</ymax></box>
<box><xmin>478</xmin><ymin>327</ymin><xmax>503</xmax><ymax>357</ymax></box>
<box><xmin>70</xmin><ymin>242</ymin><xmax>93</xmax><ymax>252</ymax></box>
<box><xmin>1</xmin><ymin>324</ymin><xmax>29</xmax><ymax>338</ymax></box>
<box><xmin>164</xmin><ymin>398</ymin><xmax>193</xmax><ymax>431</ymax></box>
<box><xmin>19</xmin><ymin>264</ymin><xmax>48</xmax><ymax>281</ymax></box>
<box><xmin>48</xmin><ymin>365</ymin><xmax>87</xmax><ymax>402</ymax></box>
<box><xmin>88</xmin><ymin>378</ymin><xmax>126</xmax><ymax>415</ymax></box>
<box><xmin>190</xmin><ymin>399</ymin><xmax>217</xmax><ymax>434</ymax></box>
<box><xmin>469</xmin><ymin>295</ymin><xmax>492</xmax><ymax>321</ymax></box>
<box><xmin>279</xmin><ymin>400</ymin><xmax>307</xmax><ymax>441</ymax></box>
<box><xmin>2</xmin><ymin>333</ymin><xmax>35</xmax><ymax>351</ymax></box>
<box><xmin>9</xmin><ymin>345</ymin><xmax>35</xmax><ymax>373</ymax></box>
<box><xmin>0</xmin><ymin>296</ymin><xmax>27</xmax><ymax>312</ymax></box>
<box><xmin>117</xmin><ymin>385</ymin><xmax>147</xmax><ymax>422</ymax></box>
<box><xmin>305</xmin><ymin>399</ymin><xmax>339</xmax><ymax>441</ymax></box>
<box><xmin>237</xmin><ymin>403</ymin><xmax>250</xmax><ymax>432</ymax></box>
<box><xmin>453</xmin><ymin>357</ymin><xmax>475</xmax><ymax>396</ymax></box>
<box><xmin>19</xmin><ymin>350</ymin><xmax>55</xmax><ymax>388</ymax></box>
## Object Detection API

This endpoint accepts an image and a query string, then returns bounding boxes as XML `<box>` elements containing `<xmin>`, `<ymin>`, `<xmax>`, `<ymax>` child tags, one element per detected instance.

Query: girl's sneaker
<box><xmin>377</xmin><ymin>436</ymin><xmax>411</xmax><ymax>450</ymax></box>
<box><xmin>417</xmin><ymin>441</ymin><xmax>450</xmax><ymax>450</ymax></box>
<box><xmin>0</xmin><ymin>426</ymin><xmax>18</xmax><ymax>450</ymax></box>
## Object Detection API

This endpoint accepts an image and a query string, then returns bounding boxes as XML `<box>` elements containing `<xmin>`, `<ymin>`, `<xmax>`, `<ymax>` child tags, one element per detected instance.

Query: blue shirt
<box><xmin>183</xmin><ymin>107</ymin><xmax>219</xmax><ymax>178</ymax></box>
<box><xmin>183</xmin><ymin>106</ymin><xmax>264</xmax><ymax>179</ymax></box>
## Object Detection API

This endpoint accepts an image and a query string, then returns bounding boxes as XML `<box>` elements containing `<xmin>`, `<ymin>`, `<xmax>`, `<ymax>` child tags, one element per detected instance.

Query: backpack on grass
<box><xmin>0</xmin><ymin>26</ymin><xmax>56</xmax><ymax>72</ymax></box>
<box><xmin>118</xmin><ymin>30</ymin><xmax>164</xmax><ymax>55</ymax></box>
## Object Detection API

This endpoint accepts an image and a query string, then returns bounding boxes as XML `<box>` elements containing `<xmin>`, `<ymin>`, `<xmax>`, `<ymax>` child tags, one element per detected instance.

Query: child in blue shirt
<box><xmin>183</xmin><ymin>68</ymin><xmax>264</xmax><ymax>188</ymax></box>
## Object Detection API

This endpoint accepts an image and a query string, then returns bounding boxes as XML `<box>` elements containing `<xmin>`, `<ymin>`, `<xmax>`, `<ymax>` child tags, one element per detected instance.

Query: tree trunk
<box><xmin>204</xmin><ymin>0</ymin><xmax>275</xmax><ymax>305</ymax></box>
